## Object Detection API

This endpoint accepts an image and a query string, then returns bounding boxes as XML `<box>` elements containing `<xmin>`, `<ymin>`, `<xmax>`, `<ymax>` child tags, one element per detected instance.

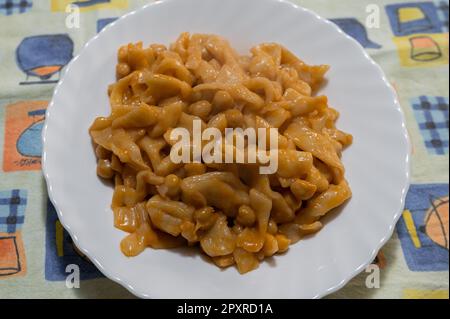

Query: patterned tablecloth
<box><xmin>0</xmin><ymin>0</ymin><xmax>448</xmax><ymax>299</ymax></box>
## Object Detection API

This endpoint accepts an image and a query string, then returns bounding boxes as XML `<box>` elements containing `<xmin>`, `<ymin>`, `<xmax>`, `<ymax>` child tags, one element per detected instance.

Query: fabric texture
<box><xmin>0</xmin><ymin>0</ymin><xmax>32</xmax><ymax>16</ymax></box>
<box><xmin>0</xmin><ymin>0</ymin><xmax>448</xmax><ymax>299</ymax></box>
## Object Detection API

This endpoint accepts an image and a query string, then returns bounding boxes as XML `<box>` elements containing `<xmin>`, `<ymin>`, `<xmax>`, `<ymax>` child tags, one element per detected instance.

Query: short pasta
<box><xmin>89</xmin><ymin>33</ymin><xmax>352</xmax><ymax>274</ymax></box>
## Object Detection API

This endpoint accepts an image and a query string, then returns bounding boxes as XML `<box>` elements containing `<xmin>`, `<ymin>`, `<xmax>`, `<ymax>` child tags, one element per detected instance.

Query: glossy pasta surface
<box><xmin>89</xmin><ymin>33</ymin><xmax>352</xmax><ymax>274</ymax></box>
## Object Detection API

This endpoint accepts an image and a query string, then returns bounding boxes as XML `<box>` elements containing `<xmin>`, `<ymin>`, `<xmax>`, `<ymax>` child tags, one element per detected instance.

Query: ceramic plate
<box><xmin>42</xmin><ymin>0</ymin><xmax>411</xmax><ymax>298</ymax></box>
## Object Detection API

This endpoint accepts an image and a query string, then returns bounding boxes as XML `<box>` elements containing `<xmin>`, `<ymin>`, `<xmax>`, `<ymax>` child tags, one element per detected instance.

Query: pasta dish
<box><xmin>89</xmin><ymin>33</ymin><xmax>352</xmax><ymax>274</ymax></box>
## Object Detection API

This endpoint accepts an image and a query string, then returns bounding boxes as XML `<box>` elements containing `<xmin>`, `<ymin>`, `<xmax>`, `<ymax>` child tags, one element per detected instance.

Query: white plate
<box><xmin>42</xmin><ymin>0</ymin><xmax>411</xmax><ymax>299</ymax></box>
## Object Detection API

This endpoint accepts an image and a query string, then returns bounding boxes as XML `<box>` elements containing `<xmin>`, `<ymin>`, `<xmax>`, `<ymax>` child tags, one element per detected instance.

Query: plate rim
<box><xmin>42</xmin><ymin>0</ymin><xmax>411</xmax><ymax>299</ymax></box>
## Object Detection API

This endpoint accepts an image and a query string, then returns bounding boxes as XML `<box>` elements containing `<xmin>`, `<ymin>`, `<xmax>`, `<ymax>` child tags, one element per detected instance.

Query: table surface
<box><xmin>0</xmin><ymin>0</ymin><xmax>448</xmax><ymax>299</ymax></box>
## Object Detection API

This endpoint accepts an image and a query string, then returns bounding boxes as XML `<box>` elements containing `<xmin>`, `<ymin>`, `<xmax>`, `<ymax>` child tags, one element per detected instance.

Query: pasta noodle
<box><xmin>89</xmin><ymin>33</ymin><xmax>352</xmax><ymax>274</ymax></box>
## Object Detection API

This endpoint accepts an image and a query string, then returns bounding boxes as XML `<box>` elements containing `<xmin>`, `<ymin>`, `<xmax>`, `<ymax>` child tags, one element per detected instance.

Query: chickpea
<box><xmin>116</xmin><ymin>62</ymin><xmax>131</xmax><ymax>79</ymax></box>
<box><xmin>97</xmin><ymin>159</ymin><xmax>114</xmax><ymax>179</ymax></box>
<box><xmin>188</xmin><ymin>100</ymin><xmax>212</xmax><ymax>121</ymax></box>
<box><xmin>184</xmin><ymin>163</ymin><xmax>207</xmax><ymax>176</ymax></box>
<box><xmin>224</xmin><ymin>109</ymin><xmax>243</xmax><ymax>127</ymax></box>
<box><xmin>237</xmin><ymin>205</ymin><xmax>256</xmax><ymax>227</ymax></box>
<box><xmin>194</xmin><ymin>207</ymin><xmax>214</xmax><ymax>224</ymax></box>
<box><xmin>267</xmin><ymin>219</ymin><xmax>278</xmax><ymax>235</ymax></box>
<box><xmin>164</xmin><ymin>174</ymin><xmax>180</xmax><ymax>197</ymax></box>
<box><xmin>212</xmin><ymin>90</ymin><xmax>233</xmax><ymax>111</ymax></box>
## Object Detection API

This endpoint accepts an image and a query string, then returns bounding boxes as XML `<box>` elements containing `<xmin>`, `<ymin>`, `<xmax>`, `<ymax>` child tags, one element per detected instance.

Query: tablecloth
<box><xmin>0</xmin><ymin>0</ymin><xmax>448</xmax><ymax>299</ymax></box>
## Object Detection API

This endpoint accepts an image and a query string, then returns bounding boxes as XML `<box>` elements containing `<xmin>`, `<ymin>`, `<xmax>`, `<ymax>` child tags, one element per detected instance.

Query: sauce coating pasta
<box><xmin>89</xmin><ymin>33</ymin><xmax>352</xmax><ymax>274</ymax></box>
